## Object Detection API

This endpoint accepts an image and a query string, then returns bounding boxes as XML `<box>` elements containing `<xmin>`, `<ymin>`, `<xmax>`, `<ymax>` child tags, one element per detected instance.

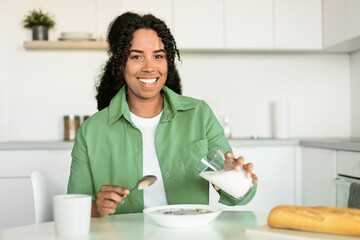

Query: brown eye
<box><xmin>130</xmin><ymin>55</ymin><xmax>142</xmax><ymax>60</ymax></box>
<box><xmin>154</xmin><ymin>54</ymin><xmax>164</xmax><ymax>59</ymax></box>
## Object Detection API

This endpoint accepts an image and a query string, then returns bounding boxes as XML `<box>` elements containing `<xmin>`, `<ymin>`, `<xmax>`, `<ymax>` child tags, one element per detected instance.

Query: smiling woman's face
<box><xmin>124</xmin><ymin>28</ymin><xmax>168</xmax><ymax>103</ymax></box>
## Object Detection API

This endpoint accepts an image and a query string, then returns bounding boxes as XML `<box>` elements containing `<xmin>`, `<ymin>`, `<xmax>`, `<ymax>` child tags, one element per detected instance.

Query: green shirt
<box><xmin>68</xmin><ymin>85</ymin><xmax>256</xmax><ymax>214</ymax></box>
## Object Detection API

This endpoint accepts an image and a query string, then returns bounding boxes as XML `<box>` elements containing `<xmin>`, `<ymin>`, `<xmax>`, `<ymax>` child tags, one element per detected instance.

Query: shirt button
<box><xmin>157</xmin><ymin>134</ymin><xmax>161</xmax><ymax>140</ymax></box>
<box><xmin>165</xmin><ymin>172</ymin><xmax>170</xmax><ymax>178</ymax></box>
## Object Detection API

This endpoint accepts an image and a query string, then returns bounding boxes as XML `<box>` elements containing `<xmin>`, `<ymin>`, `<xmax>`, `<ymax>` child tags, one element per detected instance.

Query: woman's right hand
<box><xmin>92</xmin><ymin>185</ymin><xmax>130</xmax><ymax>217</ymax></box>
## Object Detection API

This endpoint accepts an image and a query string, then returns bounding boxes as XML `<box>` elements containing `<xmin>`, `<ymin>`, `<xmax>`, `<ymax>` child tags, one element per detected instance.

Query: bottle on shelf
<box><xmin>223</xmin><ymin>114</ymin><xmax>232</xmax><ymax>139</ymax></box>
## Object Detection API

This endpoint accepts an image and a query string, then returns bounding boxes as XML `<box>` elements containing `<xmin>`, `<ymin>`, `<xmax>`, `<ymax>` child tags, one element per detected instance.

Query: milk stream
<box><xmin>199</xmin><ymin>170</ymin><xmax>252</xmax><ymax>199</ymax></box>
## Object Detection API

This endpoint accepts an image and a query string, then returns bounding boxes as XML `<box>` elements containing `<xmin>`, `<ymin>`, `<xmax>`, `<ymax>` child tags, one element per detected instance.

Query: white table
<box><xmin>0</xmin><ymin>211</ymin><xmax>267</xmax><ymax>240</ymax></box>
<box><xmin>1</xmin><ymin>211</ymin><xmax>358</xmax><ymax>240</ymax></box>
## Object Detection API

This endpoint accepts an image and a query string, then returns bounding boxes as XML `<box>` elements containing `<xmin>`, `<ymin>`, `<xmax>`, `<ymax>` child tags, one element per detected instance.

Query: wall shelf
<box><xmin>23</xmin><ymin>40</ymin><xmax>107</xmax><ymax>50</ymax></box>
<box><xmin>23</xmin><ymin>40</ymin><xmax>354</xmax><ymax>54</ymax></box>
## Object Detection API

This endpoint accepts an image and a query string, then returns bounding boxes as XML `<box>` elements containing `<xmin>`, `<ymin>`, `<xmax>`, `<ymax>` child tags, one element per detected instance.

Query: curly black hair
<box><xmin>96</xmin><ymin>12</ymin><xmax>182</xmax><ymax>111</ymax></box>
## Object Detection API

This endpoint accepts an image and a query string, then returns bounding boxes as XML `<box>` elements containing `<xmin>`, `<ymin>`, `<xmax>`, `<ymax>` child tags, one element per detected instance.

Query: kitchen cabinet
<box><xmin>301</xmin><ymin>147</ymin><xmax>336</xmax><ymax>207</ymax></box>
<box><xmin>336</xmin><ymin>150</ymin><xmax>360</xmax><ymax>179</ymax></box>
<box><xmin>335</xmin><ymin>150</ymin><xmax>360</xmax><ymax>207</ymax></box>
<box><xmin>274</xmin><ymin>0</ymin><xmax>322</xmax><ymax>50</ymax></box>
<box><xmin>323</xmin><ymin>0</ymin><xmax>360</xmax><ymax>52</ymax></box>
<box><xmin>77</xmin><ymin>0</ymin><xmax>173</xmax><ymax>41</ymax></box>
<box><xmin>335</xmin><ymin>150</ymin><xmax>360</xmax><ymax>208</ymax></box>
<box><xmin>175</xmin><ymin>0</ymin><xmax>322</xmax><ymax>50</ymax></box>
<box><xmin>209</xmin><ymin>146</ymin><xmax>297</xmax><ymax>212</ymax></box>
<box><xmin>224</xmin><ymin>0</ymin><xmax>273</xmax><ymax>49</ymax></box>
<box><xmin>0</xmin><ymin>149</ymin><xmax>72</xmax><ymax>230</ymax></box>
<box><xmin>323</xmin><ymin>0</ymin><xmax>346</xmax><ymax>48</ymax></box>
<box><xmin>121</xmin><ymin>0</ymin><xmax>173</xmax><ymax>29</ymax></box>
<box><xmin>346</xmin><ymin>0</ymin><xmax>360</xmax><ymax>41</ymax></box>
<box><xmin>22</xmin><ymin>0</ymin><xmax>327</xmax><ymax>52</ymax></box>
<box><xmin>173</xmin><ymin>0</ymin><xmax>223</xmax><ymax>49</ymax></box>
<box><xmin>0</xmin><ymin>178</ymin><xmax>34</xmax><ymax>230</ymax></box>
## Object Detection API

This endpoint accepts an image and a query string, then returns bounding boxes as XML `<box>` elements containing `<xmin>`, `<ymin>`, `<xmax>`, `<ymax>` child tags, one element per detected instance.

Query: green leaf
<box><xmin>22</xmin><ymin>8</ymin><xmax>56</xmax><ymax>29</ymax></box>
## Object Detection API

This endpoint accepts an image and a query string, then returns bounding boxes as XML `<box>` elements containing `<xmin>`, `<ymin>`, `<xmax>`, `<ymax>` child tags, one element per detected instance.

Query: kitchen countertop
<box><xmin>0</xmin><ymin>139</ymin><xmax>299</xmax><ymax>150</ymax></box>
<box><xmin>300</xmin><ymin>138</ymin><xmax>360</xmax><ymax>152</ymax></box>
<box><xmin>0</xmin><ymin>141</ymin><xmax>74</xmax><ymax>150</ymax></box>
<box><xmin>0</xmin><ymin>138</ymin><xmax>359</xmax><ymax>151</ymax></box>
<box><xmin>229</xmin><ymin>138</ymin><xmax>300</xmax><ymax>147</ymax></box>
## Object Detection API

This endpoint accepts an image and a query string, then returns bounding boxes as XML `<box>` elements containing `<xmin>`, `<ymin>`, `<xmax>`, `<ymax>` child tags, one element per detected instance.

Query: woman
<box><xmin>68</xmin><ymin>12</ymin><xmax>258</xmax><ymax>217</ymax></box>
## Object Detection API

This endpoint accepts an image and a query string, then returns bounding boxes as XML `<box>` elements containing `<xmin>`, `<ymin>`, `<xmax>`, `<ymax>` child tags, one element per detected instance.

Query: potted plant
<box><xmin>22</xmin><ymin>8</ymin><xmax>55</xmax><ymax>40</ymax></box>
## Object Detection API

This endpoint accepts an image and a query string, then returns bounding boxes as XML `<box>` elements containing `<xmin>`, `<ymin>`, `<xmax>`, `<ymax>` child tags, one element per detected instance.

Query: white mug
<box><xmin>53</xmin><ymin>194</ymin><xmax>92</xmax><ymax>237</ymax></box>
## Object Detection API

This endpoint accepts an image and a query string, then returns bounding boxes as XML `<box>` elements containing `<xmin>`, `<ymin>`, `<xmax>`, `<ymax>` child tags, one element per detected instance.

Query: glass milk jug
<box><xmin>196</xmin><ymin>146</ymin><xmax>255</xmax><ymax>200</ymax></box>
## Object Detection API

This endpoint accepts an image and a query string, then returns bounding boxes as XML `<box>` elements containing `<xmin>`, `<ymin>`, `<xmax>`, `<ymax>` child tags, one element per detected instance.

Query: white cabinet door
<box><xmin>96</xmin><ymin>0</ymin><xmax>122</xmax><ymax>40</ymax></box>
<box><xmin>0</xmin><ymin>150</ymin><xmax>72</xmax><ymax>177</ymax></box>
<box><xmin>301</xmin><ymin>147</ymin><xmax>336</xmax><ymax>207</ymax></box>
<box><xmin>323</xmin><ymin>0</ymin><xmax>347</xmax><ymax>48</ymax></box>
<box><xmin>274</xmin><ymin>0</ymin><xmax>322</xmax><ymax>49</ymax></box>
<box><xmin>323</xmin><ymin>0</ymin><xmax>360</xmax><ymax>51</ymax></box>
<box><xmin>346</xmin><ymin>0</ymin><xmax>360</xmax><ymax>40</ymax></box>
<box><xmin>96</xmin><ymin>0</ymin><xmax>173</xmax><ymax>40</ymax></box>
<box><xmin>336</xmin><ymin>150</ymin><xmax>360</xmax><ymax>178</ymax></box>
<box><xmin>0</xmin><ymin>178</ymin><xmax>34</xmax><ymax>230</ymax></box>
<box><xmin>0</xmin><ymin>149</ymin><xmax>72</xmax><ymax>230</ymax></box>
<box><xmin>173</xmin><ymin>0</ymin><xmax>223</xmax><ymax>49</ymax></box>
<box><xmin>121</xmin><ymin>0</ymin><xmax>173</xmax><ymax>28</ymax></box>
<box><xmin>224</xmin><ymin>0</ymin><xmax>273</xmax><ymax>49</ymax></box>
<box><xmin>209</xmin><ymin>146</ymin><xmax>296</xmax><ymax>212</ymax></box>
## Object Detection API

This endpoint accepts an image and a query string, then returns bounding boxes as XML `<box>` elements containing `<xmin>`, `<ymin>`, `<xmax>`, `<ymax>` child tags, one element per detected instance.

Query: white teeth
<box><xmin>138</xmin><ymin>78</ymin><xmax>157</xmax><ymax>83</ymax></box>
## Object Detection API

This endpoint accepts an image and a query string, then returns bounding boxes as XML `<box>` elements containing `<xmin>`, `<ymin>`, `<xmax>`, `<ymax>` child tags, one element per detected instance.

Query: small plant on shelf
<box><xmin>22</xmin><ymin>8</ymin><xmax>55</xmax><ymax>40</ymax></box>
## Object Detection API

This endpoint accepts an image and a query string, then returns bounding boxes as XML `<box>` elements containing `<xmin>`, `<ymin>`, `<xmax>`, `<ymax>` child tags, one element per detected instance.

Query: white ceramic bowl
<box><xmin>143</xmin><ymin>204</ymin><xmax>223</xmax><ymax>228</ymax></box>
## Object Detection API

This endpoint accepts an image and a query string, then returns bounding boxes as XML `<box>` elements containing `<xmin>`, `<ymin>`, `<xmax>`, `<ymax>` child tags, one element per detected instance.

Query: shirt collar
<box><xmin>107</xmin><ymin>85</ymin><xmax>196</xmax><ymax>125</ymax></box>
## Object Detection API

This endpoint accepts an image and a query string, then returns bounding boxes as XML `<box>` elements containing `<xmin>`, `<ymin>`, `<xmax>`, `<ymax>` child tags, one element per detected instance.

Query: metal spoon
<box><xmin>130</xmin><ymin>175</ymin><xmax>157</xmax><ymax>192</ymax></box>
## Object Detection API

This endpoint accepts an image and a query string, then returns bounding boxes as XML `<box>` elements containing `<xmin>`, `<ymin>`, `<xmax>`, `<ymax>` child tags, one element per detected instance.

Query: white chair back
<box><xmin>30</xmin><ymin>170</ymin><xmax>70</xmax><ymax>224</ymax></box>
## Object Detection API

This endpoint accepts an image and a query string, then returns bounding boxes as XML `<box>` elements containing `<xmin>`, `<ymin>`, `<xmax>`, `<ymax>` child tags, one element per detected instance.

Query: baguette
<box><xmin>267</xmin><ymin>205</ymin><xmax>360</xmax><ymax>236</ymax></box>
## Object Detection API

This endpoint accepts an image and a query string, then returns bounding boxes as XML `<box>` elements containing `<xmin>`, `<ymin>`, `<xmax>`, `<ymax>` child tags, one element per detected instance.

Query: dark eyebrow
<box><xmin>129</xmin><ymin>49</ymin><xmax>166</xmax><ymax>54</ymax></box>
<box><xmin>154</xmin><ymin>49</ymin><xmax>166</xmax><ymax>54</ymax></box>
<box><xmin>129</xmin><ymin>50</ymin><xmax>143</xmax><ymax>54</ymax></box>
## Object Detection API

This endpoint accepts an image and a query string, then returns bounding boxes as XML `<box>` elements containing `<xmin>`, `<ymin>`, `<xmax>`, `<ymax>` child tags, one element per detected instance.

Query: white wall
<box><xmin>179</xmin><ymin>53</ymin><xmax>350</xmax><ymax>138</ymax></box>
<box><xmin>0</xmin><ymin>0</ymin><xmax>10</xmax><ymax>142</ymax></box>
<box><xmin>5</xmin><ymin>0</ymin><xmax>107</xmax><ymax>141</ymax></box>
<box><xmin>0</xmin><ymin>0</ymin><xmax>352</xmax><ymax>141</ymax></box>
<box><xmin>350</xmin><ymin>50</ymin><xmax>360</xmax><ymax>138</ymax></box>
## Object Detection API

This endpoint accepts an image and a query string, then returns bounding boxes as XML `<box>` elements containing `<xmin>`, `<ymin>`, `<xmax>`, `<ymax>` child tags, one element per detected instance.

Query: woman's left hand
<box><xmin>225</xmin><ymin>152</ymin><xmax>258</xmax><ymax>185</ymax></box>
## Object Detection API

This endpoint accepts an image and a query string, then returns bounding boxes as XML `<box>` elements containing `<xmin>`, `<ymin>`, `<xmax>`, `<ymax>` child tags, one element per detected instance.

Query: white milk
<box><xmin>199</xmin><ymin>170</ymin><xmax>252</xmax><ymax>199</ymax></box>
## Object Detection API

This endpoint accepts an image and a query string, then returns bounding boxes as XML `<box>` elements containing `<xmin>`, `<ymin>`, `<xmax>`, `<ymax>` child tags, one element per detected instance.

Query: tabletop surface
<box><xmin>0</xmin><ymin>211</ymin><xmax>267</xmax><ymax>240</ymax></box>
<box><xmin>1</xmin><ymin>210</ymin><xmax>358</xmax><ymax>240</ymax></box>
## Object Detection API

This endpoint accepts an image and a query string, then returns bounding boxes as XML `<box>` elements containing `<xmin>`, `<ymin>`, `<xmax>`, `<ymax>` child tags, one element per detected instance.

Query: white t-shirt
<box><xmin>130</xmin><ymin>111</ymin><xmax>168</xmax><ymax>208</ymax></box>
